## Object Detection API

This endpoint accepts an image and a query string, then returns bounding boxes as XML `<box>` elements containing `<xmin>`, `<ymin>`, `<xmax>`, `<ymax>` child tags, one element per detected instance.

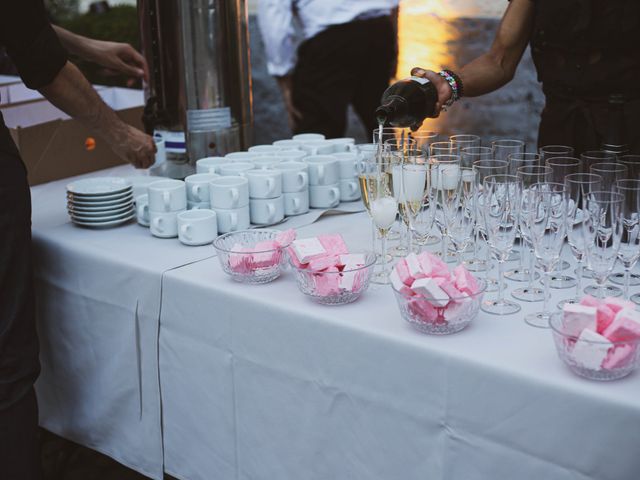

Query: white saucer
<box><xmin>72</xmin><ymin>213</ymin><xmax>136</xmax><ymax>228</ymax></box>
<box><xmin>68</xmin><ymin>200</ymin><xmax>134</xmax><ymax>213</ymax></box>
<box><xmin>69</xmin><ymin>193</ymin><xmax>134</xmax><ymax>207</ymax></box>
<box><xmin>68</xmin><ymin>203</ymin><xmax>134</xmax><ymax>218</ymax></box>
<box><xmin>67</xmin><ymin>177</ymin><xmax>132</xmax><ymax>196</ymax></box>
<box><xmin>71</xmin><ymin>208</ymin><xmax>135</xmax><ymax>223</ymax></box>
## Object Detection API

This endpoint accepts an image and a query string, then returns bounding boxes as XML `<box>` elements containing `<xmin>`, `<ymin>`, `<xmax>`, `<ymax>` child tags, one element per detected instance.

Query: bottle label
<box><xmin>409</xmin><ymin>76</ymin><xmax>430</xmax><ymax>85</ymax></box>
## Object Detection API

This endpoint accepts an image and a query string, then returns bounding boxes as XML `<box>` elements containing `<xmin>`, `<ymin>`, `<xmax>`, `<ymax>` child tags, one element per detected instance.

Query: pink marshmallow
<box><xmin>390</xmin><ymin>269</ymin><xmax>414</xmax><ymax>296</ymax></box>
<box><xmin>602</xmin><ymin>344</ymin><xmax>637</xmax><ymax>370</ymax></box>
<box><xmin>603</xmin><ymin>297</ymin><xmax>635</xmax><ymax>315</ymax></box>
<box><xmin>562</xmin><ymin>303</ymin><xmax>597</xmax><ymax>337</ymax></box>
<box><xmin>229</xmin><ymin>244</ymin><xmax>252</xmax><ymax>274</ymax></box>
<box><xmin>308</xmin><ymin>254</ymin><xmax>339</xmax><ymax>272</ymax></box>
<box><xmin>251</xmin><ymin>241</ymin><xmax>281</xmax><ymax>269</ymax></box>
<box><xmin>287</xmin><ymin>245</ymin><xmax>306</xmax><ymax>269</ymax></box>
<box><xmin>453</xmin><ymin>265</ymin><xmax>479</xmax><ymax>296</ymax></box>
<box><xmin>596</xmin><ymin>304</ymin><xmax>616</xmax><ymax>334</ymax></box>
<box><xmin>314</xmin><ymin>267</ymin><xmax>341</xmax><ymax>296</ymax></box>
<box><xmin>603</xmin><ymin>308</ymin><xmax>640</xmax><ymax>342</ymax></box>
<box><xmin>408</xmin><ymin>297</ymin><xmax>438</xmax><ymax>323</ymax></box>
<box><xmin>318</xmin><ymin>234</ymin><xmax>349</xmax><ymax>256</ymax></box>
<box><xmin>579</xmin><ymin>295</ymin><xmax>600</xmax><ymax>308</ymax></box>
<box><xmin>444</xmin><ymin>296</ymin><xmax>471</xmax><ymax>322</ymax></box>
<box><xmin>275</xmin><ymin>228</ymin><xmax>296</xmax><ymax>246</ymax></box>
<box><xmin>418</xmin><ymin>252</ymin><xmax>450</xmax><ymax>280</ymax></box>
<box><xmin>405</xmin><ymin>253</ymin><xmax>427</xmax><ymax>279</ymax></box>
<box><xmin>435</xmin><ymin>277</ymin><xmax>464</xmax><ymax>299</ymax></box>
<box><xmin>395</xmin><ymin>259</ymin><xmax>415</xmax><ymax>287</ymax></box>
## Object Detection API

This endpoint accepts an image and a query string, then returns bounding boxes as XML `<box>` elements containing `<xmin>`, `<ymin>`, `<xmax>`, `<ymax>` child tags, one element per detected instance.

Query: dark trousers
<box><xmin>0</xmin><ymin>119</ymin><xmax>41</xmax><ymax>479</ymax></box>
<box><xmin>292</xmin><ymin>15</ymin><xmax>397</xmax><ymax>139</ymax></box>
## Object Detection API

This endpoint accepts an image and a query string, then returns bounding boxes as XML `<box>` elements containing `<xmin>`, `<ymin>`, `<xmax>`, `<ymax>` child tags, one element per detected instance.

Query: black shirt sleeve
<box><xmin>0</xmin><ymin>1</ymin><xmax>68</xmax><ymax>89</ymax></box>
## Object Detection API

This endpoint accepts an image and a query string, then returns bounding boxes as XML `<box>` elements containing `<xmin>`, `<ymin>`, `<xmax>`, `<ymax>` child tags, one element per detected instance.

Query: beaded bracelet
<box><xmin>438</xmin><ymin>69</ymin><xmax>464</xmax><ymax>110</ymax></box>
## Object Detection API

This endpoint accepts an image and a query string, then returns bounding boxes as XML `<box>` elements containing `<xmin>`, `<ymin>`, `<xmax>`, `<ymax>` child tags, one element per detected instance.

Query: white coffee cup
<box><xmin>283</xmin><ymin>190</ymin><xmax>310</xmax><ymax>216</ymax></box>
<box><xmin>224</xmin><ymin>151</ymin><xmax>261</xmax><ymax>163</ymax></box>
<box><xmin>293</xmin><ymin>133</ymin><xmax>325</xmax><ymax>141</ymax></box>
<box><xmin>248</xmin><ymin>144</ymin><xmax>282</xmax><ymax>155</ymax></box>
<box><xmin>328</xmin><ymin>137</ymin><xmax>355</xmax><ymax>153</ymax></box>
<box><xmin>246</xmin><ymin>170</ymin><xmax>283</xmax><ymax>199</ymax></box>
<box><xmin>333</xmin><ymin>152</ymin><xmax>359</xmax><ymax>179</ymax></box>
<box><xmin>153</xmin><ymin>137</ymin><xmax>166</xmax><ymax>167</ymax></box>
<box><xmin>185</xmin><ymin>173</ymin><xmax>219</xmax><ymax>203</ymax></box>
<box><xmin>218</xmin><ymin>162</ymin><xmax>255</xmax><ymax>177</ymax></box>
<box><xmin>305</xmin><ymin>155</ymin><xmax>340</xmax><ymax>186</ymax></box>
<box><xmin>187</xmin><ymin>200</ymin><xmax>211</xmax><ymax>210</ymax></box>
<box><xmin>274</xmin><ymin>161</ymin><xmax>309</xmax><ymax>193</ymax></box>
<box><xmin>196</xmin><ymin>157</ymin><xmax>228</xmax><ymax>174</ymax></box>
<box><xmin>300</xmin><ymin>140</ymin><xmax>335</xmax><ymax>155</ymax></box>
<box><xmin>309</xmin><ymin>184</ymin><xmax>340</xmax><ymax>208</ymax></box>
<box><xmin>177</xmin><ymin>209</ymin><xmax>218</xmax><ymax>246</ymax></box>
<box><xmin>148</xmin><ymin>179</ymin><xmax>187</xmax><ymax>212</ymax></box>
<box><xmin>273</xmin><ymin>139</ymin><xmax>303</xmax><ymax>150</ymax></box>
<box><xmin>250</xmin><ymin>196</ymin><xmax>285</xmax><ymax>225</ymax></box>
<box><xmin>136</xmin><ymin>194</ymin><xmax>150</xmax><ymax>227</ymax></box>
<box><xmin>252</xmin><ymin>157</ymin><xmax>283</xmax><ymax>170</ymax></box>
<box><xmin>214</xmin><ymin>205</ymin><xmax>250</xmax><ymax>233</ymax></box>
<box><xmin>339</xmin><ymin>178</ymin><xmax>361</xmax><ymax>201</ymax></box>
<box><xmin>129</xmin><ymin>176</ymin><xmax>164</xmax><ymax>198</ymax></box>
<box><xmin>150</xmin><ymin>210</ymin><xmax>181</xmax><ymax>238</ymax></box>
<box><xmin>276</xmin><ymin>150</ymin><xmax>308</xmax><ymax>162</ymax></box>
<box><xmin>209</xmin><ymin>176</ymin><xmax>249</xmax><ymax>209</ymax></box>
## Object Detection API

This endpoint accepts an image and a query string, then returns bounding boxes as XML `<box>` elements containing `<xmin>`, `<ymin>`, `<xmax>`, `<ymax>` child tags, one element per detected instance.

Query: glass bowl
<box><xmin>549</xmin><ymin>312</ymin><xmax>640</xmax><ymax>381</ymax></box>
<box><xmin>292</xmin><ymin>252</ymin><xmax>376</xmax><ymax>305</ymax></box>
<box><xmin>213</xmin><ymin>229</ymin><xmax>291</xmax><ymax>284</ymax></box>
<box><xmin>392</xmin><ymin>278</ymin><xmax>486</xmax><ymax>335</ymax></box>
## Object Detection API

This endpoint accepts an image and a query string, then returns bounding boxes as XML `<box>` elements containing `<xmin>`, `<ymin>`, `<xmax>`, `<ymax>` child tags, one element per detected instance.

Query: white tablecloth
<box><xmin>159</xmin><ymin>212</ymin><xmax>640</xmax><ymax>480</ymax></box>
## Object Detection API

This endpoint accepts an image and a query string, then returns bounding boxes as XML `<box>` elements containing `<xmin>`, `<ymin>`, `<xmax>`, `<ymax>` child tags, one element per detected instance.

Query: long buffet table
<box><xmin>32</xmin><ymin>166</ymin><xmax>640</xmax><ymax>480</ymax></box>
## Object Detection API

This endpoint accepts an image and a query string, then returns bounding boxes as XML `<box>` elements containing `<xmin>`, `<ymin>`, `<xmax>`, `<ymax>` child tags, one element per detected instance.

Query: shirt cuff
<box><xmin>10</xmin><ymin>24</ymin><xmax>68</xmax><ymax>89</ymax></box>
<box><xmin>267</xmin><ymin>60</ymin><xmax>296</xmax><ymax>77</ymax></box>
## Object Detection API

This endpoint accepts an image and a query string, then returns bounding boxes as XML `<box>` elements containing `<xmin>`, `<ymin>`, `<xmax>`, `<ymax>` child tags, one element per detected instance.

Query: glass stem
<box><xmin>371</xmin><ymin>221</ymin><xmax>377</xmax><ymax>260</ymax></box>
<box><xmin>543</xmin><ymin>269</ymin><xmax>550</xmax><ymax>315</ymax></box>
<box><xmin>497</xmin><ymin>258</ymin><xmax>504</xmax><ymax>303</ymax></box>
<box><xmin>624</xmin><ymin>267</ymin><xmax>631</xmax><ymax>300</ymax></box>
<box><xmin>517</xmin><ymin>234</ymin><xmax>524</xmax><ymax>273</ymax></box>
<box><xmin>381</xmin><ymin>233</ymin><xmax>389</xmax><ymax>278</ymax></box>
<box><xmin>575</xmin><ymin>260</ymin><xmax>583</xmax><ymax>298</ymax></box>
<box><xmin>527</xmin><ymin>245</ymin><xmax>535</xmax><ymax>289</ymax></box>
<box><xmin>441</xmin><ymin>230</ymin><xmax>447</xmax><ymax>259</ymax></box>
<box><xmin>597</xmin><ymin>276</ymin><xmax>605</xmax><ymax>299</ymax></box>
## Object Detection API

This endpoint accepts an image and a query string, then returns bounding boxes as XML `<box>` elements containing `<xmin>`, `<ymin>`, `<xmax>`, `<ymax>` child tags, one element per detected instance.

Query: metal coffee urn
<box><xmin>138</xmin><ymin>0</ymin><xmax>253</xmax><ymax>178</ymax></box>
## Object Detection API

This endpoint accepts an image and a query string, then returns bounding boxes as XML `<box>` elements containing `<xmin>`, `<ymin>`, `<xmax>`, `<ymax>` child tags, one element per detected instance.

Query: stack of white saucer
<box><xmin>67</xmin><ymin>177</ymin><xmax>135</xmax><ymax>228</ymax></box>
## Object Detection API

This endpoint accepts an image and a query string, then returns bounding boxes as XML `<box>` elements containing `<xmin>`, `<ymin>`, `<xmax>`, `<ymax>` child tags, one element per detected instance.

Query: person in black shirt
<box><xmin>410</xmin><ymin>0</ymin><xmax>640</xmax><ymax>155</ymax></box>
<box><xmin>0</xmin><ymin>2</ymin><xmax>155</xmax><ymax>478</ymax></box>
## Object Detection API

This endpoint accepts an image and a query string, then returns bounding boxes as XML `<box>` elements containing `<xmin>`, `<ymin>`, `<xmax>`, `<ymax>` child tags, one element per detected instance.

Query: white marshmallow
<box><xmin>571</xmin><ymin>329</ymin><xmax>613</xmax><ymax>371</ymax></box>
<box><xmin>339</xmin><ymin>253</ymin><xmax>366</xmax><ymax>269</ymax></box>
<box><xmin>339</xmin><ymin>271</ymin><xmax>357</xmax><ymax>291</ymax></box>
<box><xmin>411</xmin><ymin>278</ymin><xmax>449</xmax><ymax>307</ymax></box>
<box><xmin>389</xmin><ymin>269</ymin><xmax>405</xmax><ymax>292</ymax></box>
<box><xmin>613</xmin><ymin>307</ymin><xmax>640</xmax><ymax>324</ymax></box>
<box><xmin>562</xmin><ymin>304</ymin><xmax>597</xmax><ymax>337</ymax></box>
<box><xmin>405</xmin><ymin>253</ymin><xmax>424</xmax><ymax>278</ymax></box>
<box><xmin>290</xmin><ymin>238</ymin><xmax>326</xmax><ymax>264</ymax></box>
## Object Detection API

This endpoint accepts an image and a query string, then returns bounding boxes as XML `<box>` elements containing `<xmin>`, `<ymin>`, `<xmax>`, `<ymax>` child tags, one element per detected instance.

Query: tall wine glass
<box><xmin>373</xmin><ymin>127</ymin><xmax>406</xmax><ymax>147</ymax></box>
<box><xmin>511</xmin><ymin>165</ymin><xmax>552</xmax><ymax>302</ymax></box>
<box><xmin>480</xmin><ymin>174</ymin><xmax>523</xmax><ymax>315</ymax></box>
<box><xmin>472</xmin><ymin>160</ymin><xmax>509</xmax><ymax>284</ymax></box>
<box><xmin>615</xmin><ymin>179</ymin><xmax>640</xmax><ymax>300</ymax></box>
<box><xmin>619</xmin><ymin>154</ymin><xmax>640</xmax><ymax>179</ymax></box>
<box><xmin>504</xmin><ymin>153</ymin><xmax>542</xmax><ymax>282</ymax></box>
<box><xmin>545</xmin><ymin>156</ymin><xmax>581</xmax><ymax>184</ymax></box>
<box><xmin>450</xmin><ymin>134</ymin><xmax>481</xmax><ymax>157</ymax></box>
<box><xmin>492</xmin><ymin>139</ymin><xmax>525</xmax><ymax>161</ymax></box>
<box><xmin>584</xmin><ymin>191</ymin><xmax>624</xmax><ymax>299</ymax></box>
<box><xmin>580</xmin><ymin>150</ymin><xmax>616</xmax><ymax>174</ymax></box>
<box><xmin>443</xmin><ymin>167</ymin><xmax>476</xmax><ymax>265</ymax></box>
<box><xmin>407</xmin><ymin>130</ymin><xmax>439</xmax><ymax>156</ymax></box>
<box><xmin>461</xmin><ymin>146</ymin><xmax>493</xmax><ymax>169</ymax></box>
<box><xmin>358</xmin><ymin>152</ymin><xmax>385</xmax><ymax>266</ymax></box>
<box><xmin>394</xmin><ymin>149</ymin><xmax>427</xmax><ymax>253</ymax></box>
<box><xmin>367</xmin><ymin>160</ymin><xmax>397</xmax><ymax>284</ymax></box>
<box><xmin>559</xmin><ymin>173</ymin><xmax>603</xmax><ymax>308</ymax></box>
<box><xmin>526</xmin><ymin>182</ymin><xmax>568</xmax><ymax>328</ymax></box>
<box><xmin>539</xmin><ymin>145</ymin><xmax>574</xmax><ymax>162</ymax></box>
<box><xmin>431</xmin><ymin>154</ymin><xmax>461</xmax><ymax>262</ymax></box>
<box><xmin>590</xmin><ymin>162</ymin><xmax>628</xmax><ymax>192</ymax></box>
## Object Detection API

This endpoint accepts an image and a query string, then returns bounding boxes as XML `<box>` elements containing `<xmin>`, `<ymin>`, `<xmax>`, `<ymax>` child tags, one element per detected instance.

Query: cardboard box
<box><xmin>1</xmin><ymin>86</ymin><xmax>144</xmax><ymax>185</ymax></box>
<box><xmin>0</xmin><ymin>75</ymin><xmax>21</xmax><ymax>105</ymax></box>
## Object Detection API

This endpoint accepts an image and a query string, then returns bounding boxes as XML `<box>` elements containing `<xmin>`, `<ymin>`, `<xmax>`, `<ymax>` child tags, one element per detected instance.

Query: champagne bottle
<box><xmin>375</xmin><ymin>76</ymin><xmax>439</xmax><ymax>130</ymax></box>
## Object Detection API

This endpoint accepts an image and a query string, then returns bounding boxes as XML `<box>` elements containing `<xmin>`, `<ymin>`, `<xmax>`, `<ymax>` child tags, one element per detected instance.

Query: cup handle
<box><xmin>153</xmin><ymin>217</ymin><xmax>163</xmax><ymax>232</ymax></box>
<box><xmin>162</xmin><ymin>191</ymin><xmax>171</xmax><ymax>211</ymax></box>
<box><xmin>180</xmin><ymin>224</ymin><xmax>191</xmax><ymax>240</ymax></box>
<box><xmin>267</xmin><ymin>178</ymin><xmax>275</xmax><ymax>196</ymax></box>
<box><xmin>230</xmin><ymin>212</ymin><xmax>238</xmax><ymax>231</ymax></box>
<box><xmin>267</xmin><ymin>203</ymin><xmax>275</xmax><ymax>222</ymax></box>
<box><xmin>349</xmin><ymin>181</ymin><xmax>358</xmax><ymax>194</ymax></box>
<box><xmin>137</xmin><ymin>202</ymin><xmax>148</xmax><ymax>221</ymax></box>
<box><xmin>230</xmin><ymin>188</ymin><xmax>239</xmax><ymax>207</ymax></box>
<box><xmin>298</xmin><ymin>172</ymin><xmax>308</xmax><ymax>189</ymax></box>
<box><xmin>293</xmin><ymin>197</ymin><xmax>300</xmax><ymax>212</ymax></box>
<box><xmin>317</xmin><ymin>164</ymin><xmax>325</xmax><ymax>184</ymax></box>
<box><xmin>192</xmin><ymin>185</ymin><xmax>202</xmax><ymax>202</ymax></box>
<box><xmin>330</xmin><ymin>187</ymin><xmax>340</xmax><ymax>202</ymax></box>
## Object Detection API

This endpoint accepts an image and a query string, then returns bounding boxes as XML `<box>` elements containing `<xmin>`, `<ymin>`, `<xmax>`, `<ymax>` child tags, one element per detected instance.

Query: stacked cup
<box><xmin>147</xmin><ymin>179</ymin><xmax>187</xmax><ymax>238</ymax></box>
<box><xmin>274</xmin><ymin>161</ymin><xmax>309</xmax><ymax>216</ymax></box>
<box><xmin>185</xmin><ymin>173</ymin><xmax>218</xmax><ymax>210</ymax></box>
<box><xmin>209</xmin><ymin>176</ymin><xmax>250</xmax><ymax>233</ymax></box>
<box><xmin>247</xmin><ymin>170</ymin><xmax>285</xmax><ymax>225</ymax></box>
<box><xmin>305</xmin><ymin>155</ymin><xmax>341</xmax><ymax>209</ymax></box>
<box><xmin>196</xmin><ymin>157</ymin><xmax>228</xmax><ymax>174</ymax></box>
<box><xmin>333</xmin><ymin>152</ymin><xmax>361</xmax><ymax>202</ymax></box>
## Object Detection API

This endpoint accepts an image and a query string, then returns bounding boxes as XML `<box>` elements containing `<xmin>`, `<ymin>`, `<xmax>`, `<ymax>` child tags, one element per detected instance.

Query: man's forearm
<box><xmin>39</xmin><ymin>61</ymin><xmax>127</xmax><ymax>142</ymax></box>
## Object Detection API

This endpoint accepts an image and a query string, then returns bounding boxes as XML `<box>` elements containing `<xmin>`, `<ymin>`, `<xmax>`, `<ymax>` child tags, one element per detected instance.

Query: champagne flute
<box><xmin>511</xmin><ymin>165</ymin><xmax>552</xmax><ymax>302</ymax></box>
<box><xmin>430</xmin><ymin>141</ymin><xmax>455</xmax><ymax>157</ymax></box>
<box><xmin>590</xmin><ymin>162</ymin><xmax>628</xmax><ymax>192</ymax></box>
<box><xmin>619</xmin><ymin>154</ymin><xmax>640</xmax><ymax>179</ymax></box>
<box><xmin>367</xmin><ymin>160</ymin><xmax>397</xmax><ymax>284</ymax></box>
<box><xmin>580</xmin><ymin>150</ymin><xmax>616</xmax><ymax>174</ymax></box>
<box><xmin>407</xmin><ymin>130</ymin><xmax>439</xmax><ymax>157</ymax></box>
<box><xmin>492</xmin><ymin>139</ymin><xmax>525</xmax><ymax>161</ymax></box>
<box><xmin>539</xmin><ymin>145</ymin><xmax>574</xmax><ymax>162</ymax></box>
<box><xmin>614</xmin><ymin>179</ymin><xmax>640</xmax><ymax>300</ymax></box>
<box><xmin>480</xmin><ymin>174</ymin><xmax>523</xmax><ymax>315</ymax></box>
<box><xmin>450</xmin><ymin>134</ymin><xmax>481</xmax><ymax>158</ymax></box>
<box><xmin>385</xmin><ymin>139</ymin><xmax>417</xmax><ymax>254</ymax></box>
<box><xmin>393</xmin><ymin>149</ymin><xmax>427</xmax><ymax>253</ymax></box>
<box><xmin>584</xmin><ymin>191</ymin><xmax>624</xmax><ymax>299</ymax></box>
<box><xmin>545</xmin><ymin>156</ymin><xmax>581</xmax><ymax>184</ymax></box>
<box><xmin>504</xmin><ymin>153</ymin><xmax>542</xmax><ymax>282</ymax></box>
<box><xmin>526</xmin><ymin>182</ymin><xmax>568</xmax><ymax>328</ymax></box>
<box><xmin>373</xmin><ymin>127</ymin><xmax>406</xmax><ymax>147</ymax></box>
<box><xmin>443</xmin><ymin>167</ymin><xmax>476</xmax><ymax>265</ymax></box>
<box><xmin>472</xmin><ymin>160</ymin><xmax>509</xmax><ymax>283</ymax></box>
<box><xmin>358</xmin><ymin>153</ymin><xmax>383</xmax><ymax>265</ymax></box>
<box><xmin>461</xmin><ymin>146</ymin><xmax>492</xmax><ymax>169</ymax></box>
<box><xmin>431</xmin><ymin>154</ymin><xmax>461</xmax><ymax>262</ymax></box>
<box><xmin>559</xmin><ymin>173</ymin><xmax>603</xmax><ymax>308</ymax></box>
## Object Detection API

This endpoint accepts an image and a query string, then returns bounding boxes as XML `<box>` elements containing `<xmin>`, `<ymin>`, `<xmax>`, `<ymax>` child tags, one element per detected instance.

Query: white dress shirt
<box><xmin>258</xmin><ymin>0</ymin><xmax>398</xmax><ymax>76</ymax></box>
